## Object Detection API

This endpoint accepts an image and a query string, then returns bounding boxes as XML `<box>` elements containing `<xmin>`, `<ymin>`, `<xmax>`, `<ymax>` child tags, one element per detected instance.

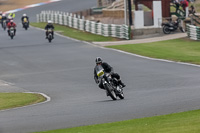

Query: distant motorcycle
<box><xmin>2</xmin><ymin>20</ymin><xmax>6</xmax><ymax>31</ymax></box>
<box><xmin>162</xmin><ymin>18</ymin><xmax>185</xmax><ymax>34</ymax></box>
<box><xmin>46</xmin><ymin>28</ymin><xmax>53</xmax><ymax>43</ymax></box>
<box><xmin>22</xmin><ymin>18</ymin><xmax>29</xmax><ymax>30</ymax></box>
<box><xmin>95</xmin><ymin>65</ymin><xmax>124</xmax><ymax>100</ymax></box>
<box><xmin>9</xmin><ymin>27</ymin><xmax>15</xmax><ymax>39</ymax></box>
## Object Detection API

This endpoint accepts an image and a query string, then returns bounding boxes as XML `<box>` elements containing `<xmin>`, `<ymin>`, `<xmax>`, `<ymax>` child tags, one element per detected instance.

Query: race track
<box><xmin>1</xmin><ymin>0</ymin><xmax>200</xmax><ymax>133</ymax></box>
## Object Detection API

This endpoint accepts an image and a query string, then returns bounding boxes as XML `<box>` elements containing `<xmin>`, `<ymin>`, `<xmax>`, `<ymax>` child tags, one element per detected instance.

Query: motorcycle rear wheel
<box><xmin>163</xmin><ymin>26</ymin><xmax>171</xmax><ymax>34</ymax></box>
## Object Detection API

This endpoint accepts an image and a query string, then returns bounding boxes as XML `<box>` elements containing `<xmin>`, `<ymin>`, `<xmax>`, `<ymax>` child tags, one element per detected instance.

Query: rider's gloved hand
<box><xmin>94</xmin><ymin>76</ymin><xmax>99</xmax><ymax>84</ymax></box>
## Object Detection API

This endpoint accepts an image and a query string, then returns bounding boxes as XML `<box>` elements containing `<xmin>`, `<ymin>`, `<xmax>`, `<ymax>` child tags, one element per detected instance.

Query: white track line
<box><xmin>99</xmin><ymin>46</ymin><xmax>200</xmax><ymax>68</ymax></box>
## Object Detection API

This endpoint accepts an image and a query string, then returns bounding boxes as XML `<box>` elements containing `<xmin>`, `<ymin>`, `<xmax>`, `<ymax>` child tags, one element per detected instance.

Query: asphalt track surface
<box><xmin>1</xmin><ymin>1</ymin><xmax>200</xmax><ymax>133</ymax></box>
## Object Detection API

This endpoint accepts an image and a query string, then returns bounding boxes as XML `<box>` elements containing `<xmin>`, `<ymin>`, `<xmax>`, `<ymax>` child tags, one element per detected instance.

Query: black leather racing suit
<box><xmin>45</xmin><ymin>24</ymin><xmax>54</xmax><ymax>38</ymax></box>
<box><xmin>94</xmin><ymin>62</ymin><xmax>121</xmax><ymax>89</ymax></box>
<box><xmin>21</xmin><ymin>16</ymin><xmax>29</xmax><ymax>27</ymax></box>
<box><xmin>1</xmin><ymin>16</ymin><xmax>7</xmax><ymax>27</ymax></box>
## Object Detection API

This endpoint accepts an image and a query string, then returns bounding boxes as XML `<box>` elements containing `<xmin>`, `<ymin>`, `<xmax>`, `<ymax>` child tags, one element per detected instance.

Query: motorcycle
<box><xmin>0</xmin><ymin>15</ymin><xmax>2</xmax><ymax>24</ymax></box>
<box><xmin>2</xmin><ymin>20</ymin><xmax>6</xmax><ymax>31</ymax></box>
<box><xmin>162</xmin><ymin>18</ymin><xmax>185</xmax><ymax>34</ymax></box>
<box><xmin>9</xmin><ymin>27</ymin><xmax>15</xmax><ymax>39</ymax></box>
<box><xmin>96</xmin><ymin>65</ymin><xmax>124</xmax><ymax>100</ymax></box>
<box><xmin>23</xmin><ymin>18</ymin><xmax>29</xmax><ymax>30</ymax></box>
<box><xmin>46</xmin><ymin>28</ymin><xmax>53</xmax><ymax>43</ymax></box>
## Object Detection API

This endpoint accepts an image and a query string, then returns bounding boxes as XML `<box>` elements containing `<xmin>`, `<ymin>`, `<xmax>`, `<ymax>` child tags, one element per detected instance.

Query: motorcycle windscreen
<box><xmin>48</xmin><ymin>28</ymin><xmax>53</xmax><ymax>32</ymax></box>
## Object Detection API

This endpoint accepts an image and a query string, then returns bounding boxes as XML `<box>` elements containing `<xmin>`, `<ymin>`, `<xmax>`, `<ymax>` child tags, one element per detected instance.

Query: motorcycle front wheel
<box><xmin>3</xmin><ymin>25</ymin><xmax>6</xmax><ymax>31</ymax></box>
<box><xmin>48</xmin><ymin>34</ymin><xmax>52</xmax><ymax>43</ymax></box>
<box><xmin>105</xmin><ymin>83</ymin><xmax>117</xmax><ymax>100</ymax></box>
<box><xmin>10</xmin><ymin>35</ymin><xmax>14</xmax><ymax>39</ymax></box>
<box><xmin>118</xmin><ymin>91</ymin><xmax>124</xmax><ymax>99</ymax></box>
<box><xmin>48</xmin><ymin>38</ymin><xmax>52</xmax><ymax>43</ymax></box>
<box><xmin>163</xmin><ymin>26</ymin><xmax>171</xmax><ymax>34</ymax></box>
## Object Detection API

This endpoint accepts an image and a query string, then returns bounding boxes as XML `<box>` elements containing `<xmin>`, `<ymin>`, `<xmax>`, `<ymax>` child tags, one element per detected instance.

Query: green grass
<box><xmin>0</xmin><ymin>93</ymin><xmax>46</xmax><ymax>110</ymax></box>
<box><xmin>107</xmin><ymin>38</ymin><xmax>200</xmax><ymax>65</ymax></box>
<box><xmin>35</xmin><ymin>109</ymin><xmax>200</xmax><ymax>133</ymax></box>
<box><xmin>195</xmin><ymin>3</ymin><xmax>200</xmax><ymax>13</ymax></box>
<box><xmin>30</xmin><ymin>22</ymin><xmax>120</xmax><ymax>42</ymax></box>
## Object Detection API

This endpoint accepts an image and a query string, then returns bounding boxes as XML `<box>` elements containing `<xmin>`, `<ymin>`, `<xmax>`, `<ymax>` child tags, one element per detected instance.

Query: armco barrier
<box><xmin>187</xmin><ymin>24</ymin><xmax>200</xmax><ymax>40</ymax></box>
<box><xmin>37</xmin><ymin>11</ymin><xmax>130</xmax><ymax>40</ymax></box>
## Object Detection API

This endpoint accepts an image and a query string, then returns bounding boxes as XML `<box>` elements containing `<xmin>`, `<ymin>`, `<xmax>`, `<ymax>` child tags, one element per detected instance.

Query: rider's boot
<box><xmin>118</xmin><ymin>80</ymin><xmax>126</xmax><ymax>88</ymax></box>
<box><xmin>106</xmin><ymin>91</ymin><xmax>109</xmax><ymax>96</ymax></box>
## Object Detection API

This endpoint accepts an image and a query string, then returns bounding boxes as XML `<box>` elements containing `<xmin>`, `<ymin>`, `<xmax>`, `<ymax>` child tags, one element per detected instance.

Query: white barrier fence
<box><xmin>37</xmin><ymin>11</ymin><xmax>130</xmax><ymax>40</ymax></box>
<box><xmin>187</xmin><ymin>24</ymin><xmax>200</xmax><ymax>40</ymax></box>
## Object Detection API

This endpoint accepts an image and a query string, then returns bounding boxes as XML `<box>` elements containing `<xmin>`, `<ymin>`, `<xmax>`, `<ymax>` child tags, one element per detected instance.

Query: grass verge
<box><xmin>30</xmin><ymin>22</ymin><xmax>120</xmax><ymax>42</ymax></box>
<box><xmin>106</xmin><ymin>38</ymin><xmax>200</xmax><ymax>65</ymax></box>
<box><xmin>0</xmin><ymin>93</ymin><xmax>46</xmax><ymax>110</ymax></box>
<box><xmin>35</xmin><ymin>109</ymin><xmax>200</xmax><ymax>133</ymax></box>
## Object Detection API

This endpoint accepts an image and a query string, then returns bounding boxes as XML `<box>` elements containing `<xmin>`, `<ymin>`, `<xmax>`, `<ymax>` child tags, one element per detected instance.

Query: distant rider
<box><xmin>21</xmin><ymin>14</ymin><xmax>29</xmax><ymax>28</ymax></box>
<box><xmin>6</xmin><ymin>16</ymin><xmax>13</xmax><ymax>24</ymax></box>
<box><xmin>7</xmin><ymin>19</ymin><xmax>16</xmax><ymax>36</ymax></box>
<box><xmin>94</xmin><ymin>57</ymin><xmax>126</xmax><ymax>90</ymax></box>
<box><xmin>0</xmin><ymin>11</ymin><xmax>2</xmax><ymax>23</ymax></box>
<box><xmin>1</xmin><ymin>14</ymin><xmax>7</xmax><ymax>27</ymax></box>
<box><xmin>45</xmin><ymin>20</ymin><xmax>54</xmax><ymax>39</ymax></box>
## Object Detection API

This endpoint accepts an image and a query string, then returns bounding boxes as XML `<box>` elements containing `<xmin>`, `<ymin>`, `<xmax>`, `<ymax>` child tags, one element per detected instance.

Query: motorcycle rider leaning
<box><xmin>45</xmin><ymin>20</ymin><xmax>54</xmax><ymax>39</ymax></box>
<box><xmin>94</xmin><ymin>57</ymin><xmax>126</xmax><ymax>89</ymax></box>
<box><xmin>21</xmin><ymin>14</ymin><xmax>29</xmax><ymax>28</ymax></box>
<box><xmin>7</xmin><ymin>19</ymin><xmax>16</xmax><ymax>36</ymax></box>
